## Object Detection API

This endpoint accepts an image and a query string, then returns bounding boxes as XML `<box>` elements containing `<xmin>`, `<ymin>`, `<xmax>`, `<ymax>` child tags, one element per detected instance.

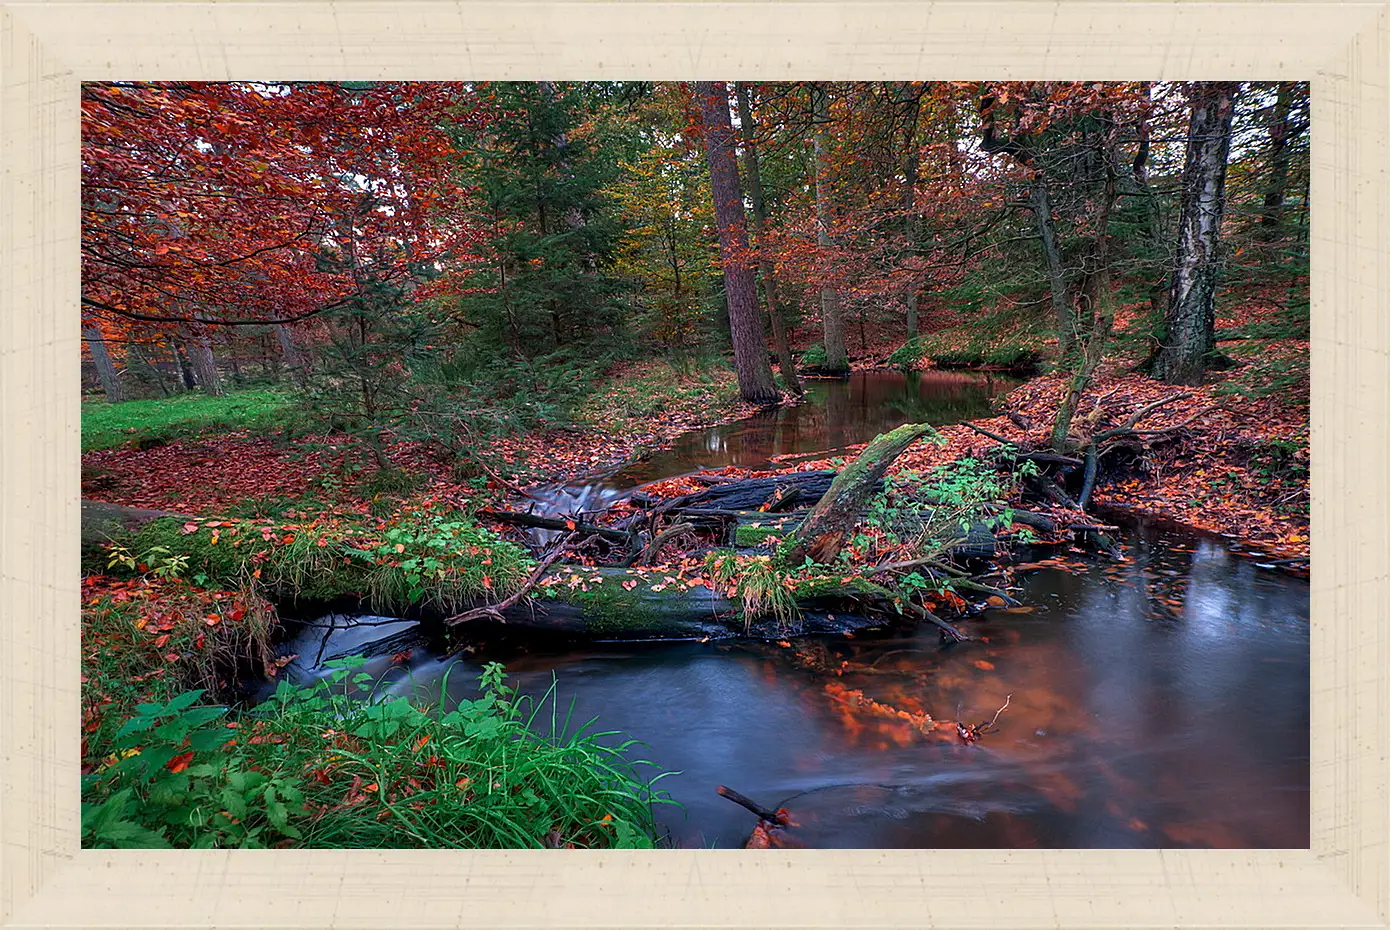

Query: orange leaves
<box><xmin>165</xmin><ymin>751</ymin><xmax>194</xmax><ymax>774</ymax></box>
<box><xmin>83</xmin><ymin>81</ymin><xmax>486</xmax><ymax>330</ymax></box>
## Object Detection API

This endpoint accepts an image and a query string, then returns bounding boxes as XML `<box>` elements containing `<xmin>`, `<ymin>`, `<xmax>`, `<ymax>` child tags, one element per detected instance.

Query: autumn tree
<box><xmin>1149</xmin><ymin>82</ymin><xmax>1240</xmax><ymax>386</ymax></box>
<box><xmin>734</xmin><ymin>82</ymin><xmax>802</xmax><ymax>395</ymax></box>
<box><xmin>693</xmin><ymin>81</ymin><xmax>781</xmax><ymax>405</ymax></box>
<box><xmin>810</xmin><ymin>83</ymin><xmax>851</xmax><ymax>374</ymax></box>
<box><xmin>606</xmin><ymin>82</ymin><xmax>721</xmax><ymax>362</ymax></box>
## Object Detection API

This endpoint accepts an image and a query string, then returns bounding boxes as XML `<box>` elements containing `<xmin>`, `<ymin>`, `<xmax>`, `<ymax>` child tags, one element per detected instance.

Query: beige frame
<box><xmin>1</xmin><ymin>2</ymin><xmax>1385</xmax><ymax>927</ymax></box>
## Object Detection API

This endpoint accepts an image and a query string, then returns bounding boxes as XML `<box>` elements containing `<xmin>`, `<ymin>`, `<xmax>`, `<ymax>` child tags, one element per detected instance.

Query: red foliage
<box><xmin>82</xmin><ymin>82</ymin><xmax>490</xmax><ymax>329</ymax></box>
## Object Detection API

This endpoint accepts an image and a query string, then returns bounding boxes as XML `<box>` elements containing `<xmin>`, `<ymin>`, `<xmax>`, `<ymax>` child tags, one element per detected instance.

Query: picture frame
<box><xmin>1</xmin><ymin>1</ymin><xmax>1385</xmax><ymax>926</ymax></box>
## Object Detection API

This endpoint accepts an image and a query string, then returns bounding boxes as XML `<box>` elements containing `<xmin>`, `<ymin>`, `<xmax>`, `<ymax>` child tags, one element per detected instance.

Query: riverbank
<box><xmin>81</xmin><ymin>359</ymin><xmax>761</xmax><ymax>515</ymax></box>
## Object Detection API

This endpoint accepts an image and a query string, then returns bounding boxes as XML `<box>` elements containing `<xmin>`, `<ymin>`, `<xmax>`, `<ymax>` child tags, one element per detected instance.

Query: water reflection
<box><xmin>282</xmin><ymin>522</ymin><xmax>1308</xmax><ymax>849</ymax></box>
<box><xmin>611</xmin><ymin>370</ymin><xmax>1015</xmax><ymax>488</ymax></box>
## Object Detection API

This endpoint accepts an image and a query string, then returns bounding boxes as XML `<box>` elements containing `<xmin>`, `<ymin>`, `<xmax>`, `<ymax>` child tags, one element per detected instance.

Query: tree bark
<box><xmin>1260</xmin><ymin>81</ymin><xmax>1299</xmax><ymax>231</ymax></box>
<box><xmin>83</xmin><ymin>327</ymin><xmax>126</xmax><ymax>403</ymax></box>
<box><xmin>186</xmin><ymin>318</ymin><xmax>227</xmax><ymax>396</ymax></box>
<box><xmin>275</xmin><ymin>323</ymin><xmax>308</xmax><ymax>386</ymax></box>
<box><xmin>783</xmin><ymin>423</ymin><xmax>935</xmax><ymax>565</ymax></box>
<box><xmin>734</xmin><ymin>82</ymin><xmax>803</xmax><ymax>396</ymax></box>
<box><xmin>1151</xmin><ymin>82</ymin><xmax>1239</xmax><ymax>386</ymax></box>
<box><xmin>695</xmin><ymin>81</ymin><xmax>781</xmax><ymax>405</ymax></box>
<box><xmin>811</xmin><ymin>83</ymin><xmax>850</xmax><ymax>374</ymax></box>
<box><xmin>899</xmin><ymin>83</ymin><xmax>923</xmax><ymax>342</ymax></box>
<box><xmin>1030</xmin><ymin>171</ymin><xmax>1074</xmax><ymax>358</ymax></box>
<box><xmin>172</xmin><ymin>341</ymin><xmax>197</xmax><ymax>390</ymax></box>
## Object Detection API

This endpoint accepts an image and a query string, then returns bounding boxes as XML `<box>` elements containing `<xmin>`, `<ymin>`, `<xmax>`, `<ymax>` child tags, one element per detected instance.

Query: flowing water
<box><xmin>276</xmin><ymin>370</ymin><xmax>1310</xmax><ymax>848</ymax></box>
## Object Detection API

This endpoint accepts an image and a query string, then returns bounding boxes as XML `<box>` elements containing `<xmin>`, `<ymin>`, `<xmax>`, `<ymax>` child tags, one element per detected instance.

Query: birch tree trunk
<box><xmin>83</xmin><ymin>327</ymin><xmax>126</xmax><ymax>403</ymax></box>
<box><xmin>734</xmin><ymin>82</ymin><xmax>803</xmax><ymax>396</ymax></box>
<box><xmin>1152</xmin><ymin>82</ymin><xmax>1239</xmax><ymax>386</ymax></box>
<box><xmin>811</xmin><ymin>83</ymin><xmax>850</xmax><ymax>374</ymax></box>
<box><xmin>694</xmin><ymin>81</ymin><xmax>780</xmax><ymax>405</ymax></box>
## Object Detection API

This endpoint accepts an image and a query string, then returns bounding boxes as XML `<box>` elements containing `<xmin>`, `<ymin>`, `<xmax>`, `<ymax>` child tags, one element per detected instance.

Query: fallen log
<box><xmin>81</xmin><ymin>499</ymin><xmax>193</xmax><ymax>565</ymax></box>
<box><xmin>478</xmin><ymin>509</ymin><xmax>633</xmax><ymax>544</ymax></box>
<box><xmin>659</xmin><ymin>471</ymin><xmax>839</xmax><ymax>514</ymax></box>
<box><xmin>785</xmin><ymin>424</ymin><xmax>937</xmax><ymax>565</ymax></box>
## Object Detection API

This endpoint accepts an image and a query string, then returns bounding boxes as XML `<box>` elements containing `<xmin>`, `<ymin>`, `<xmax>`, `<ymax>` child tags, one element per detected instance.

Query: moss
<box><xmin>550</xmin><ymin>581</ymin><xmax>679</xmax><ymax>635</ymax></box>
<box><xmin>733</xmin><ymin>522</ymin><xmax>793</xmax><ymax>548</ymax></box>
<box><xmin>791</xmin><ymin>574</ymin><xmax>895</xmax><ymax>600</ymax></box>
<box><xmin>122</xmin><ymin>514</ymin><xmax>531</xmax><ymax>616</ymax></box>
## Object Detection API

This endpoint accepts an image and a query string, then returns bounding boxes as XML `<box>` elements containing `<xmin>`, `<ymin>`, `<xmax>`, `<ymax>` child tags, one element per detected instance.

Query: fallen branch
<box><xmin>480</xmin><ymin>509</ymin><xmax>632</xmax><ymax>544</ymax></box>
<box><xmin>717</xmin><ymin>785</ymin><xmax>790</xmax><ymax>825</ymax></box>
<box><xmin>903</xmin><ymin>602</ymin><xmax>972</xmax><ymax>643</ymax></box>
<box><xmin>963</xmin><ymin>421</ymin><xmax>1012</xmax><ymax>445</ymax></box>
<box><xmin>1092</xmin><ymin>392</ymin><xmax>1193</xmax><ymax>442</ymax></box>
<box><xmin>624</xmin><ymin>522</ymin><xmax>696</xmax><ymax>567</ymax></box>
<box><xmin>867</xmin><ymin>539</ymin><xmax>967</xmax><ymax>576</ymax></box>
<box><xmin>444</xmin><ymin>533</ymin><xmax>576</xmax><ymax>625</ymax></box>
<box><xmin>958</xmin><ymin>693</ymin><xmax>1012</xmax><ymax>743</ymax></box>
<box><xmin>948</xmin><ymin>577</ymin><xmax>1022</xmax><ymax>607</ymax></box>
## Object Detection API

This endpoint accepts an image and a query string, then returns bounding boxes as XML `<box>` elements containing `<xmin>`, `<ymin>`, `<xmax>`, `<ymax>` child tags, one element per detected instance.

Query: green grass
<box><xmin>81</xmin><ymin>656</ymin><xmax>676</xmax><ymax>849</ymax></box>
<box><xmin>83</xmin><ymin>388</ymin><xmax>294</xmax><ymax>452</ymax></box>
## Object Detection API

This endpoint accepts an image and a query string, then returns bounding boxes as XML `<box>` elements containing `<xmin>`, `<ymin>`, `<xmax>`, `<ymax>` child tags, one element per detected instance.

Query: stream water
<box><xmin>276</xmin><ymin>370</ymin><xmax>1310</xmax><ymax>849</ymax></box>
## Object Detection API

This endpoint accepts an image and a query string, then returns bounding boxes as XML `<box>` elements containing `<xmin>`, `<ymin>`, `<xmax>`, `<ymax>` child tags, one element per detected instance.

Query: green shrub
<box><xmin>126</xmin><ymin>511</ymin><xmax>534</xmax><ymax>613</ymax></box>
<box><xmin>799</xmin><ymin>344</ymin><xmax>828</xmax><ymax>369</ymax></box>
<box><xmin>82</xmin><ymin>661</ymin><xmax>675</xmax><ymax>849</ymax></box>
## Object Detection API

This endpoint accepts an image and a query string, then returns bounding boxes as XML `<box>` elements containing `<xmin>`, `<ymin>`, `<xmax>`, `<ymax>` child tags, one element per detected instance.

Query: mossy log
<box><xmin>783</xmin><ymin>423</ymin><xmax>937</xmax><ymax>565</ymax></box>
<box><xmin>81</xmin><ymin>499</ymin><xmax>194</xmax><ymax>567</ymax></box>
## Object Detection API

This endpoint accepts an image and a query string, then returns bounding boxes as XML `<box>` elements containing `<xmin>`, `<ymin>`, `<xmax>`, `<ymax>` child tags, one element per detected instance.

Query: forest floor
<box><xmin>81</xmin><ymin>359</ymin><xmax>760</xmax><ymax>515</ymax></box>
<box><xmin>82</xmin><ymin>295</ymin><xmax>1308</xmax><ymax>562</ymax></box>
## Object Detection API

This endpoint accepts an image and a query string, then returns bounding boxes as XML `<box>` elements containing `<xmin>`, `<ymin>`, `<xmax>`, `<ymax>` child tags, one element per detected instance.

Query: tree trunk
<box><xmin>83</xmin><ymin>327</ymin><xmax>126</xmax><ymax>403</ymax></box>
<box><xmin>130</xmin><ymin>340</ymin><xmax>172</xmax><ymax>397</ymax></box>
<box><xmin>1132</xmin><ymin>83</ymin><xmax>1169</xmax><ymax>317</ymax></box>
<box><xmin>695</xmin><ymin>81</ymin><xmax>781</xmax><ymax>405</ymax></box>
<box><xmin>1151</xmin><ymin>82</ymin><xmax>1238</xmax><ymax>386</ymax></box>
<box><xmin>735</xmin><ymin>82</ymin><xmax>803</xmax><ymax>396</ymax></box>
<box><xmin>1050</xmin><ymin>125</ymin><xmax>1121</xmax><ymax>452</ymax></box>
<box><xmin>1030</xmin><ymin>171</ymin><xmax>1073</xmax><ymax>358</ymax></box>
<box><xmin>811</xmin><ymin>83</ymin><xmax>850</xmax><ymax>374</ymax></box>
<box><xmin>900</xmin><ymin>83</ymin><xmax>923</xmax><ymax>342</ymax></box>
<box><xmin>275</xmin><ymin>323</ymin><xmax>308</xmax><ymax>386</ymax></box>
<box><xmin>783</xmin><ymin>423</ymin><xmax>935</xmax><ymax>565</ymax></box>
<box><xmin>1260</xmin><ymin>81</ymin><xmax>1298</xmax><ymax>231</ymax></box>
<box><xmin>186</xmin><ymin>323</ymin><xmax>226</xmax><ymax>396</ymax></box>
<box><xmin>172</xmin><ymin>341</ymin><xmax>197</xmax><ymax>390</ymax></box>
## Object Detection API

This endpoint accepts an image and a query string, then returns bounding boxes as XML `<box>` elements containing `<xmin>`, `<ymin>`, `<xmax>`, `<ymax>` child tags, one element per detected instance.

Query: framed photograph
<box><xmin>2</xmin><ymin>1</ymin><xmax>1385</xmax><ymax>927</ymax></box>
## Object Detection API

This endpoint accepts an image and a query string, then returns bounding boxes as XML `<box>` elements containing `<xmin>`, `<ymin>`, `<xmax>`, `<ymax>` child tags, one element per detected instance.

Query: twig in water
<box><xmin>957</xmin><ymin>693</ymin><xmax>1013</xmax><ymax>743</ymax></box>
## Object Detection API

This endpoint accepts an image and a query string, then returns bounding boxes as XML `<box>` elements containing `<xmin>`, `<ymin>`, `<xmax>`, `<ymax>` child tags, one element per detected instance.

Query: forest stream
<box><xmin>270</xmin><ymin>371</ymin><xmax>1310</xmax><ymax>849</ymax></box>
